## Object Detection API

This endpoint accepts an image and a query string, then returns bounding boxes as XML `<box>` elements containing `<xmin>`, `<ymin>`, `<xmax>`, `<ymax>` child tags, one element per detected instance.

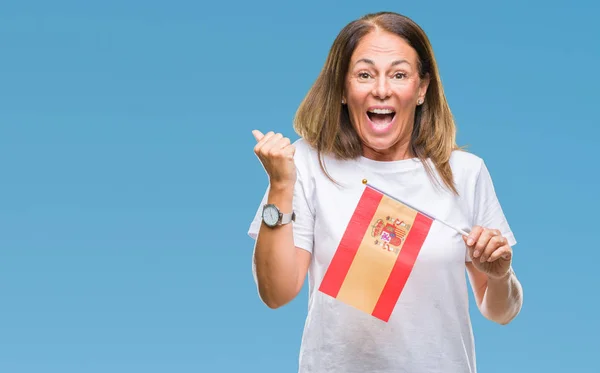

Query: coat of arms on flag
<box><xmin>318</xmin><ymin>182</ymin><xmax>433</xmax><ymax>322</ymax></box>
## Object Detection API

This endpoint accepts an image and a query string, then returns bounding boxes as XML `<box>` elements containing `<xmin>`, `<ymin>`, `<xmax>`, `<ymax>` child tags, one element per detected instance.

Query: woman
<box><xmin>247</xmin><ymin>11</ymin><xmax>523</xmax><ymax>373</ymax></box>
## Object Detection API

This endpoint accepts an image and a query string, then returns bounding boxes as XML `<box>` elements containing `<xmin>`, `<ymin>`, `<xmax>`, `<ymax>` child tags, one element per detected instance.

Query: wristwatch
<box><xmin>262</xmin><ymin>204</ymin><xmax>295</xmax><ymax>228</ymax></box>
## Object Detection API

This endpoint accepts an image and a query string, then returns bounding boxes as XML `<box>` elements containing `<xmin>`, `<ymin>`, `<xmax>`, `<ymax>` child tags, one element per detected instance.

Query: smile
<box><xmin>366</xmin><ymin>107</ymin><xmax>396</xmax><ymax>132</ymax></box>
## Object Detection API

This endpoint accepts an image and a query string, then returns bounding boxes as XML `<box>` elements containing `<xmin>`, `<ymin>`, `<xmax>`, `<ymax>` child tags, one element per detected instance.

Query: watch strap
<box><xmin>279</xmin><ymin>211</ymin><xmax>296</xmax><ymax>225</ymax></box>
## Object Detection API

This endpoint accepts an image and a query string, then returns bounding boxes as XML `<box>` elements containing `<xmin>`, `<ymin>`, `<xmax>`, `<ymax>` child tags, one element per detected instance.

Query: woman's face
<box><xmin>344</xmin><ymin>29</ymin><xmax>429</xmax><ymax>161</ymax></box>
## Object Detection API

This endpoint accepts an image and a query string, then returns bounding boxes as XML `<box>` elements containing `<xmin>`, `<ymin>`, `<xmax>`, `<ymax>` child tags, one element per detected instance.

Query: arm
<box><xmin>253</xmin><ymin>184</ymin><xmax>311</xmax><ymax>309</ymax></box>
<box><xmin>466</xmin><ymin>262</ymin><xmax>523</xmax><ymax>325</ymax></box>
<box><xmin>250</xmin><ymin>130</ymin><xmax>312</xmax><ymax>309</ymax></box>
<box><xmin>465</xmin><ymin>159</ymin><xmax>523</xmax><ymax>324</ymax></box>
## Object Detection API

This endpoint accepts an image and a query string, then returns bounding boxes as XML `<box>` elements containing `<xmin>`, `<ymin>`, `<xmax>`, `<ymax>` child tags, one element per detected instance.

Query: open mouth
<box><xmin>367</xmin><ymin>108</ymin><xmax>396</xmax><ymax>130</ymax></box>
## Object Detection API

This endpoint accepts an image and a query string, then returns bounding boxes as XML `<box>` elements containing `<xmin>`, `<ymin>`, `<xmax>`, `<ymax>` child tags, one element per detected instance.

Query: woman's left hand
<box><xmin>463</xmin><ymin>226</ymin><xmax>512</xmax><ymax>279</ymax></box>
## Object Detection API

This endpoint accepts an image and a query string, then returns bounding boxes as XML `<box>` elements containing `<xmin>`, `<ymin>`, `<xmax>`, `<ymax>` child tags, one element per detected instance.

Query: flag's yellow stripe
<box><xmin>336</xmin><ymin>195</ymin><xmax>418</xmax><ymax>314</ymax></box>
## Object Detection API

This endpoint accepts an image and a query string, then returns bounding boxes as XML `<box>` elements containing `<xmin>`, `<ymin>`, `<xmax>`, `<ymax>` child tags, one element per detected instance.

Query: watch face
<box><xmin>263</xmin><ymin>205</ymin><xmax>280</xmax><ymax>226</ymax></box>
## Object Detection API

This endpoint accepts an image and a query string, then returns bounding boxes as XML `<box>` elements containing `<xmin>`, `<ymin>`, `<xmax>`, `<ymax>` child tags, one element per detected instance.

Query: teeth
<box><xmin>369</xmin><ymin>109</ymin><xmax>395</xmax><ymax>114</ymax></box>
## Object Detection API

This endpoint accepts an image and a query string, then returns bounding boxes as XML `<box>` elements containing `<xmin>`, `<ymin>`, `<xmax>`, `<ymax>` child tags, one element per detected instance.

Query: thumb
<box><xmin>463</xmin><ymin>235</ymin><xmax>474</xmax><ymax>255</ymax></box>
<box><xmin>252</xmin><ymin>130</ymin><xmax>264</xmax><ymax>142</ymax></box>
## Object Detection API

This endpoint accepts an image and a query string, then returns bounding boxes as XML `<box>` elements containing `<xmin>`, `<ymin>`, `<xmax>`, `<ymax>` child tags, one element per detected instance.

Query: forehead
<box><xmin>351</xmin><ymin>29</ymin><xmax>418</xmax><ymax>65</ymax></box>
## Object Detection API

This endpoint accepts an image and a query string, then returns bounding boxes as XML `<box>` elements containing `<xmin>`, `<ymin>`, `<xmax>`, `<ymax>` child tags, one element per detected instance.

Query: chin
<box><xmin>358</xmin><ymin>124</ymin><xmax>412</xmax><ymax>160</ymax></box>
<box><xmin>361</xmin><ymin>136</ymin><xmax>402</xmax><ymax>157</ymax></box>
<box><xmin>364</xmin><ymin>137</ymin><xmax>397</xmax><ymax>151</ymax></box>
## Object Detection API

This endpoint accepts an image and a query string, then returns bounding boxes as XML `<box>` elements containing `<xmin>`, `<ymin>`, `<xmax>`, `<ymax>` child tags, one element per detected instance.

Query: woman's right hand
<box><xmin>251</xmin><ymin>130</ymin><xmax>307</xmax><ymax>309</ymax></box>
<box><xmin>252</xmin><ymin>130</ymin><xmax>296</xmax><ymax>190</ymax></box>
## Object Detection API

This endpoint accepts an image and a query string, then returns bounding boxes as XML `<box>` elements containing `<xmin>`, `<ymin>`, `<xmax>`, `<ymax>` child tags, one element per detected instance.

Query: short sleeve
<box><xmin>247</xmin><ymin>167</ymin><xmax>315</xmax><ymax>254</ymax></box>
<box><xmin>472</xmin><ymin>160</ymin><xmax>517</xmax><ymax>248</ymax></box>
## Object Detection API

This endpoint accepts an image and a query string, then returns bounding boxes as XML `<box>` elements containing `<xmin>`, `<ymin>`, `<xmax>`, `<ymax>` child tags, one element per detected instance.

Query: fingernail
<box><xmin>480</xmin><ymin>256</ymin><xmax>486</xmax><ymax>263</ymax></box>
<box><xmin>467</xmin><ymin>238</ymin><xmax>474</xmax><ymax>246</ymax></box>
<box><xmin>487</xmin><ymin>257</ymin><xmax>494</xmax><ymax>262</ymax></box>
<box><xmin>473</xmin><ymin>250</ymin><xmax>480</xmax><ymax>258</ymax></box>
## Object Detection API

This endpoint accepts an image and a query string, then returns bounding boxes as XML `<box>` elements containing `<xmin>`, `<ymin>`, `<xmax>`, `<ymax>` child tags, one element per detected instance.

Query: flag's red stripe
<box><xmin>371</xmin><ymin>212</ymin><xmax>433</xmax><ymax>322</ymax></box>
<box><xmin>318</xmin><ymin>186</ymin><xmax>383</xmax><ymax>298</ymax></box>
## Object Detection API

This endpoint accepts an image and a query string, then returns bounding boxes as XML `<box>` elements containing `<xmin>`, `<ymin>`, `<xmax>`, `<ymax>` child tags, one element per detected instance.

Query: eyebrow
<box><xmin>354</xmin><ymin>58</ymin><xmax>410</xmax><ymax>67</ymax></box>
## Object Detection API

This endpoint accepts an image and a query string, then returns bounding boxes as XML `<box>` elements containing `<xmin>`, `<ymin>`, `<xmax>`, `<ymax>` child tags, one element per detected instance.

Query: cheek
<box><xmin>347</xmin><ymin>85</ymin><xmax>370</xmax><ymax>103</ymax></box>
<box><xmin>347</xmin><ymin>105</ymin><xmax>365</xmax><ymax>130</ymax></box>
<box><xmin>393</xmin><ymin>83</ymin><xmax>420</xmax><ymax>100</ymax></box>
<box><xmin>346</xmin><ymin>92</ymin><xmax>368</xmax><ymax>118</ymax></box>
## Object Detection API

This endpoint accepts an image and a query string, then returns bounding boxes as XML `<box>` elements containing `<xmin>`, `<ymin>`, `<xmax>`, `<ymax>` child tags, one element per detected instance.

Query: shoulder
<box><xmin>291</xmin><ymin>137</ymin><xmax>359</xmax><ymax>187</ymax></box>
<box><xmin>447</xmin><ymin>149</ymin><xmax>507</xmax><ymax>202</ymax></box>
<box><xmin>448</xmin><ymin>149</ymin><xmax>485</xmax><ymax>177</ymax></box>
<box><xmin>291</xmin><ymin>137</ymin><xmax>319</xmax><ymax>168</ymax></box>
<box><xmin>290</xmin><ymin>137</ymin><xmax>322</xmax><ymax>181</ymax></box>
<box><xmin>445</xmin><ymin>149</ymin><xmax>490</xmax><ymax>195</ymax></box>
<box><xmin>292</xmin><ymin>137</ymin><xmax>316</xmax><ymax>157</ymax></box>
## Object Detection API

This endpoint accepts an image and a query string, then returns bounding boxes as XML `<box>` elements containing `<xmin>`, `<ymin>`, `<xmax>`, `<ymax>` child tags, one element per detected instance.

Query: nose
<box><xmin>372</xmin><ymin>76</ymin><xmax>391</xmax><ymax>100</ymax></box>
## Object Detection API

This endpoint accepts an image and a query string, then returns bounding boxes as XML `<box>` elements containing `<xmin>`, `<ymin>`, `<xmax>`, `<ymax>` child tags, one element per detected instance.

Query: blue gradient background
<box><xmin>1</xmin><ymin>1</ymin><xmax>598</xmax><ymax>372</ymax></box>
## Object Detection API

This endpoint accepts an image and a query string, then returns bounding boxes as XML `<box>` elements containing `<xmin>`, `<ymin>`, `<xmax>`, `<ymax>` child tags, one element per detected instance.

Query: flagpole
<box><xmin>362</xmin><ymin>179</ymin><xmax>471</xmax><ymax>237</ymax></box>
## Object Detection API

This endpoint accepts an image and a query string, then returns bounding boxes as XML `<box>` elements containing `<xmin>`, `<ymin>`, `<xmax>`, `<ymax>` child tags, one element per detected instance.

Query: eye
<box><xmin>358</xmin><ymin>72</ymin><xmax>372</xmax><ymax>79</ymax></box>
<box><xmin>393</xmin><ymin>72</ymin><xmax>407</xmax><ymax>79</ymax></box>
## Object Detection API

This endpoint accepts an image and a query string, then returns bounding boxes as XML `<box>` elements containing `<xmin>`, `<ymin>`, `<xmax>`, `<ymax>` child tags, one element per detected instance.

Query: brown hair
<box><xmin>293</xmin><ymin>11</ymin><xmax>461</xmax><ymax>194</ymax></box>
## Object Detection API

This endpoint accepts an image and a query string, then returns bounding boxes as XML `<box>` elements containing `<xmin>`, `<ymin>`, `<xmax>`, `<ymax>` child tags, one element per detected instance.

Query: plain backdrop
<box><xmin>1</xmin><ymin>1</ymin><xmax>598</xmax><ymax>372</ymax></box>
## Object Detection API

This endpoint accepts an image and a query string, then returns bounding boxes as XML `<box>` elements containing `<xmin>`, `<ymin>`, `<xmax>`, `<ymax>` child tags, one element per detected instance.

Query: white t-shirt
<box><xmin>247</xmin><ymin>138</ymin><xmax>516</xmax><ymax>373</ymax></box>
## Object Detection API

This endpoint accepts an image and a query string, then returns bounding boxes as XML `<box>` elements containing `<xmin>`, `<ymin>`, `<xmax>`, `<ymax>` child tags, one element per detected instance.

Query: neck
<box><xmin>361</xmin><ymin>139</ymin><xmax>414</xmax><ymax>162</ymax></box>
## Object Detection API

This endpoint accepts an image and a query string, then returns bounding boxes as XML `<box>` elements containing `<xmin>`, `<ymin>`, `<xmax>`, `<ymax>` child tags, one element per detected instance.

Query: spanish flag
<box><xmin>319</xmin><ymin>183</ymin><xmax>433</xmax><ymax>322</ymax></box>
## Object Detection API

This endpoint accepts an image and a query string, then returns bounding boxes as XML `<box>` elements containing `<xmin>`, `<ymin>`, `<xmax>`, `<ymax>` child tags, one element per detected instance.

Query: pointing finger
<box><xmin>252</xmin><ymin>130</ymin><xmax>264</xmax><ymax>142</ymax></box>
<box><xmin>254</xmin><ymin>131</ymin><xmax>275</xmax><ymax>154</ymax></box>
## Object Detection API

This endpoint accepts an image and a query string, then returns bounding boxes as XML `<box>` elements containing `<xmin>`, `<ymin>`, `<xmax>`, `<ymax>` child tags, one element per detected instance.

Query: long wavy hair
<box><xmin>293</xmin><ymin>11</ymin><xmax>461</xmax><ymax>194</ymax></box>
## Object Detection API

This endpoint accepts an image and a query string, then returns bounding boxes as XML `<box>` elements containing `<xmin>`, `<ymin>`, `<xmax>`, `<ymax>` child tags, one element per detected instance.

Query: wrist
<box><xmin>269</xmin><ymin>180</ymin><xmax>295</xmax><ymax>194</ymax></box>
<box><xmin>488</xmin><ymin>266</ymin><xmax>514</xmax><ymax>283</ymax></box>
<box><xmin>267</xmin><ymin>183</ymin><xmax>294</xmax><ymax>211</ymax></box>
